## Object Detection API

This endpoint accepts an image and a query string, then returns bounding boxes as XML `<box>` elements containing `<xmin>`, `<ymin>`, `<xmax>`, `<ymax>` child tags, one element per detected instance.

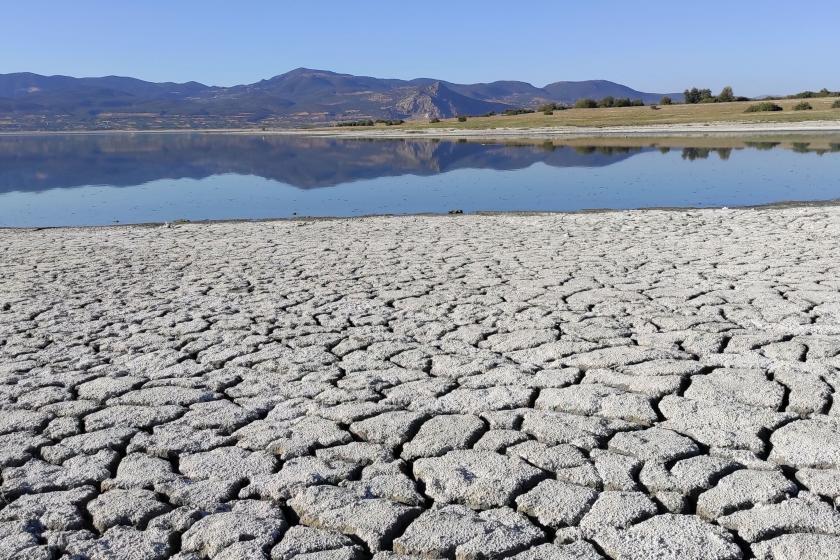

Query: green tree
<box><xmin>718</xmin><ymin>86</ymin><xmax>735</xmax><ymax>102</ymax></box>
<box><xmin>684</xmin><ymin>88</ymin><xmax>700</xmax><ymax>104</ymax></box>
<box><xmin>685</xmin><ymin>87</ymin><xmax>715</xmax><ymax>104</ymax></box>
<box><xmin>599</xmin><ymin>96</ymin><xmax>615</xmax><ymax>108</ymax></box>
<box><xmin>575</xmin><ymin>98</ymin><xmax>598</xmax><ymax>109</ymax></box>
<box><xmin>660</xmin><ymin>96</ymin><xmax>673</xmax><ymax>105</ymax></box>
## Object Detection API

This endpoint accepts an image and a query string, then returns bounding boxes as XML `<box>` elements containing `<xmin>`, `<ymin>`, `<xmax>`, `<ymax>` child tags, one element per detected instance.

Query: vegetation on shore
<box><xmin>368</xmin><ymin>96</ymin><xmax>840</xmax><ymax>130</ymax></box>
<box><xmin>786</xmin><ymin>88</ymin><xmax>840</xmax><ymax>99</ymax></box>
<box><xmin>744</xmin><ymin>102</ymin><xmax>783</xmax><ymax>113</ymax></box>
<box><xmin>683</xmin><ymin>86</ymin><xmax>750</xmax><ymax>104</ymax></box>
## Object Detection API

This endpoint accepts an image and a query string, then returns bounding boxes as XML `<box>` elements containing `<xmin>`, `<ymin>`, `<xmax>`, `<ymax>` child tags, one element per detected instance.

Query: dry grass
<box><xmin>387</xmin><ymin>97</ymin><xmax>840</xmax><ymax>130</ymax></box>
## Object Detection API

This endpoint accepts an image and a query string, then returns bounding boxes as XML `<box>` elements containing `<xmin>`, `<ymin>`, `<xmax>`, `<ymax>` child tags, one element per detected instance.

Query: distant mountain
<box><xmin>0</xmin><ymin>68</ymin><xmax>683</xmax><ymax>130</ymax></box>
<box><xmin>543</xmin><ymin>80</ymin><xmax>678</xmax><ymax>105</ymax></box>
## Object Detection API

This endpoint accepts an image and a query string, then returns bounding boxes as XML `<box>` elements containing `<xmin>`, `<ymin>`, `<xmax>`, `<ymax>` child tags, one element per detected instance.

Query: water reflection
<box><xmin>2</xmin><ymin>133</ymin><xmax>840</xmax><ymax>227</ymax></box>
<box><xmin>2</xmin><ymin>133</ymin><xmax>838</xmax><ymax>194</ymax></box>
<box><xmin>0</xmin><ymin>134</ymin><xmax>649</xmax><ymax>193</ymax></box>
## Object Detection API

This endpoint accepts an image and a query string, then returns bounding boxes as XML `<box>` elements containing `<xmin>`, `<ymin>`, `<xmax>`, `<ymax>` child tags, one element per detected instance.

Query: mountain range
<box><xmin>0</xmin><ymin>68</ymin><xmax>683</xmax><ymax>129</ymax></box>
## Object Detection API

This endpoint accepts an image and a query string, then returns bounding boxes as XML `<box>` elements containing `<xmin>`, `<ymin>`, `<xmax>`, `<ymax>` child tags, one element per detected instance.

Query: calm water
<box><xmin>2</xmin><ymin>133</ymin><xmax>840</xmax><ymax>227</ymax></box>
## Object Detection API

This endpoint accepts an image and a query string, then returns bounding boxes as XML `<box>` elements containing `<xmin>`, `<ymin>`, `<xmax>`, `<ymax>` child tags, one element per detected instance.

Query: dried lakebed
<box><xmin>2</xmin><ymin>208</ymin><xmax>840</xmax><ymax>560</ymax></box>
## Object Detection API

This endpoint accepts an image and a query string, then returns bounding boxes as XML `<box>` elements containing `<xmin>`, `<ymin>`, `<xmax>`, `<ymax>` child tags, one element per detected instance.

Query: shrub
<box><xmin>832</xmin><ymin>99</ymin><xmax>840</xmax><ymax>108</ymax></box>
<box><xmin>502</xmin><ymin>108</ymin><xmax>535</xmax><ymax>116</ymax></box>
<box><xmin>660</xmin><ymin>96</ymin><xmax>673</xmax><ymax>105</ymax></box>
<box><xmin>631</xmin><ymin>99</ymin><xmax>645</xmax><ymax>106</ymax></box>
<box><xmin>599</xmin><ymin>96</ymin><xmax>615</xmax><ymax>108</ymax></box>
<box><xmin>336</xmin><ymin>119</ymin><xmax>374</xmax><ymax>127</ymax></box>
<box><xmin>543</xmin><ymin>110</ymin><xmax>553</xmax><ymax>115</ymax></box>
<box><xmin>793</xmin><ymin>102</ymin><xmax>813</xmax><ymax>111</ymax></box>
<box><xmin>429</xmin><ymin>118</ymin><xmax>440</xmax><ymax>123</ymax></box>
<box><xmin>538</xmin><ymin>103</ymin><xmax>565</xmax><ymax>112</ymax></box>
<box><xmin>574</xmin><ymin>98</ymin><xmax>598</xmax><ymax>109</ymax></box>
<box><xmin>744</xmin><ymin>102</ymin><xmax>783</xmax><ymax>113</ymax></box>
<box><xmin>457</xmin><ymin>116</ymin><xmax>467</xmax><ymax>122</ymax></box>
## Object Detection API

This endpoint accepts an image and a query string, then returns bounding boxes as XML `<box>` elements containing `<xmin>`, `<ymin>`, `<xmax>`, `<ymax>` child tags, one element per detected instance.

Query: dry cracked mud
<box><xmin>1</xmin><ymin>207</ymin><xmax>840</xmax><ymax>560</ymax></box>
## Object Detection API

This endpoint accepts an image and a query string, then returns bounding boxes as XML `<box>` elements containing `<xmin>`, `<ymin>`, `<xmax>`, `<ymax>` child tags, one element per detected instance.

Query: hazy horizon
<box><xmin>2</xmin><ymin>0</ymin><xmax>838</xmax><ymax>98</ymax></box>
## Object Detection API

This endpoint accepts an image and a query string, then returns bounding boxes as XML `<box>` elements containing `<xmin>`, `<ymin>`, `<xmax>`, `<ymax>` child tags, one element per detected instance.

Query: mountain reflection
<box><xmin>0</xmin><ymin>133</ymin><xmax>836</xmax><ymax>193</ymax></box>
<box><xmin>0</xmin><ymin>134</ymin><xmax>650</xmax><ymax>193</ymax></box>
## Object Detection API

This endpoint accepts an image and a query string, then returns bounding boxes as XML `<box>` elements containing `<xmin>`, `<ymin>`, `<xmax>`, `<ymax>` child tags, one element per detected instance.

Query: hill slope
<box><xmin>0</xmin><ymin>68</ymin><xmax>683</xmax><ymax>130</ymax></box>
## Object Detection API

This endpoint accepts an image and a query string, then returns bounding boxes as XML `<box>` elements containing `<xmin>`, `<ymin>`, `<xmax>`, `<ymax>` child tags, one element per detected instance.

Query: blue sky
<box><xmin>2</xmin><ymin>0</ymin><xmax>837</xmax><ymax>96</ymax></box>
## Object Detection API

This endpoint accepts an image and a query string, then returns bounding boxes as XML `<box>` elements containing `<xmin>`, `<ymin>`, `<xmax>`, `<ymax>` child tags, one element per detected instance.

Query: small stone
<box><xmin>349</xmin><ymin>411</ymin><xmax>427</xmax><ymax>449</ymax></box>
<box><xmin>718</xmin><ymin>494</ymin><xmax>840</xmax><ymax>543</ymax></box>
<box><xmin>181</xmin><ymin>500</ymin><xmax>287</xmax><ymax>558</ymax></box>
<box><xmin>401</xmin><ymin>414</ymin><xmax>485</xmax><ymax>460</ymax></box>
<box><xmin>289</xmin><ymin>485</ymin><xmax>421</xmax><ymax>552</ymax></box>
<box><xmin>242</xmin><ymin>456</ymin><xmax>359</xmax><ymax>500</ymax></box>
<box><xmin>509</xmin><ymin>542</ymin><xmax>604</xmax><ymax>560</ymax></box>
<box><xmin>696</xmin><ymin>469</ymin><xmax>797</xmax><ymax>519</ymax></box>
<box><xmin>516</xmin><ymin>480</ymin><xmax>598</xmax><ymax>528</ymax></box>
<box><xmin>608</xmin><ymin>427</ymin><xmax>700</xmax><ymax>463</ymax></box>
<box><xmin>595</xmin><ymin>513</ymin><xmax>743</xmax><ymax>560</ymax></box>
<box><xmin>393</xmin><ymin>504</ymin><xmax>543</xmax><ymax>560</ymax></box>
<box><xmin>87</xmin><ymin>489</ymin><xmax>170</xmax><ymax>532</ymax></box>
<box><xmin>179</xmin><ymin>446</ymin><xmax>278</xmax><ymax>482</ymax></box>
<box><xmin>473</xmin><ymin>429</ymin><xmax>530</xmax><ymax>453</ymax></box>
<box><xmin>751</xmin><ymin>533</ymin><xmax>840</xmax><ymax>560</ymax></box>
<box><xmin>65</xmin><ymin>526</ymin><xmax>172</xmax><ymax>560</ymax></box>
<box><xmin>414</xmin><ymin>450</ymin><xmax>545</xmax><ymax>510</ymax></box>
<box><xmin>536</xmin><ymin>385</ymin><xmax>657</xmax><ymax>425</ymax></box>
<box><xmin>271</xmin><ymin>526</ymin><xmax>362</xmax><ymax>560</ymax></box>
<box><xmin>579</xmin><ymin>491</ymin><xmax>658</xmax><ymax>537</ymax></box>
<box><xmin>769</xmin><ymin>417</ymin><xmax>840</xmax><ymax>469</ymax></box>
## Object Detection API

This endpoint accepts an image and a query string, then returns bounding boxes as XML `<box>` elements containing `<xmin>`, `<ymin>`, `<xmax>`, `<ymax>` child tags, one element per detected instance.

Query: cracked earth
<box><xmin>2</xmin><ymin>208</ymin><xmax>840</xmax><ymax>560</ymax></box>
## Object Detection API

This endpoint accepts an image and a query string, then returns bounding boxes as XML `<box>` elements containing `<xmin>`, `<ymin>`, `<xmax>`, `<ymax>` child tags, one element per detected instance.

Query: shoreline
<box><xmin>2</xmin><ymin>119</ymin><xmax>840</xmax><ymax>139</ymax></box>
<box><xmin>4</xmin><ymin>197</ymin><xmax>840</xmax><ymax>232</ymax></box>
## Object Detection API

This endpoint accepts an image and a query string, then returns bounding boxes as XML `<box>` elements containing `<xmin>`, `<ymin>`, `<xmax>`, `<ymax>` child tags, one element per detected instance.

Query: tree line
<box><xmin>682</xmin><ymin>86</ymin><xmax>750</xmax><ymax>104</ymax></box>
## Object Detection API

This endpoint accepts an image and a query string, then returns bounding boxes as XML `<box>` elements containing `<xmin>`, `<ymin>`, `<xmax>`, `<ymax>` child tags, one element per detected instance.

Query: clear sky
<box><xmin>2</xmin><ymin>0</ymin><xmax>837</xmax><ymax>96</ymax></box>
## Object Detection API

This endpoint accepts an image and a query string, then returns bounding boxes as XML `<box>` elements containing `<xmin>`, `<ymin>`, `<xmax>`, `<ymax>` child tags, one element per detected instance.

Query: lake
<box><xmin>2</xmin><ymin>133</ymin><xmax>840</xmax><ymax>227</ymax></box>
